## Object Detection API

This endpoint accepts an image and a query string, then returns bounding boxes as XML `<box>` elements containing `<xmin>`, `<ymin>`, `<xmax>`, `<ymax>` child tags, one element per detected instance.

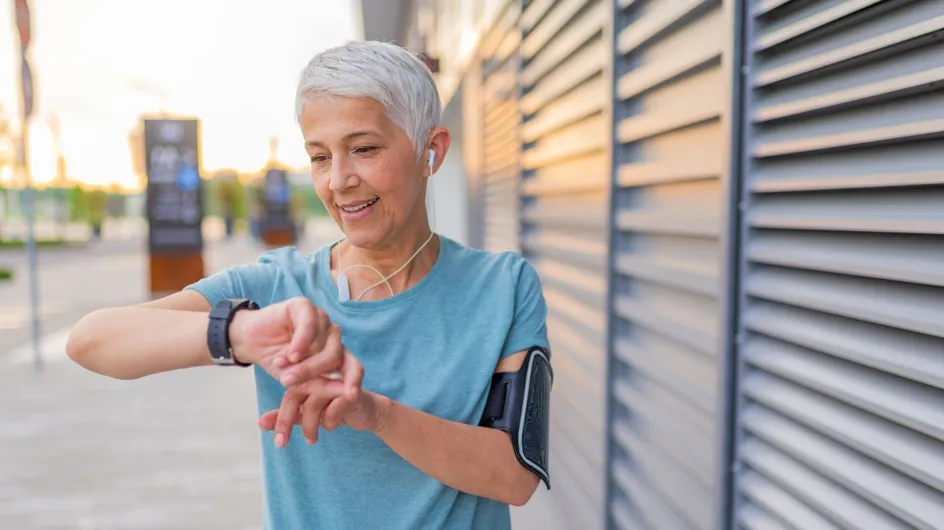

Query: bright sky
<box><xmin>0</xmin><ymin>0</ymin><xmax>363</xmax><ymax>190</ymax></box>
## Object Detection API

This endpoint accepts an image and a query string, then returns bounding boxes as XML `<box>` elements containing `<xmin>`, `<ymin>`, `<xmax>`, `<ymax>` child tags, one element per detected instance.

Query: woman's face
<box><xmin>301</xmin><ymin>95</ymin><xmax>439</xmax><ymax>250</ymax></box>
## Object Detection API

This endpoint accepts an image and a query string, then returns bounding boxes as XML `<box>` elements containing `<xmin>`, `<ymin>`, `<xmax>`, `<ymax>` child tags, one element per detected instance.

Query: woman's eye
<box><xmin>354</xmin><ymin>146</ymin><xmax>378</xmax><ymax>156</ymax></box>
<box><xmin>310</xmin><ymin>154</ymin><xmax>328</xmax><ymax>164</ymax></box>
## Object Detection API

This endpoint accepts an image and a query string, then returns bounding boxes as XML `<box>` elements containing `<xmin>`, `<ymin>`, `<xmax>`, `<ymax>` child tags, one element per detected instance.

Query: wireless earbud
<box><xmin>428</xmin><ymin>148</ymin><xmax>435</xmax><ymax>174</ymax></box>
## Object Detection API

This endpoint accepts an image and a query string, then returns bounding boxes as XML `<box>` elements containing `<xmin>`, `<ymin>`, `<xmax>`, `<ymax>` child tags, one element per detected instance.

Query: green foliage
<box><xmin>68</xmin><ymin>186</ymin><xmax>90</xmax><ymax>222</ymax></box>
<box><xmin>292</xmin><ymin>185</ymin><xmax>328</xmax><ymax>217</ymax></box>
<box><xmin>0</xmin><ymin>266</ymin><xmax>11</xmax><ymax>281</ymax></box>
<box><xmin>235</xmin><ymin>179</ymin><xmax>328</xmax><ymax>220</ymax></box>
<box><xmin>87</xmin><ymin>189</ymin><xmax>107</xmax><ymax>224</ymax></box>
<box><xmin>204</xmin><ymin>177</ymin><xmax>248</xmax><ymax>219</ymax></box>
<box><xmin>0</xmin><ymin>238</ymin><xmax>84</xmax><ymax>249</ymax></box>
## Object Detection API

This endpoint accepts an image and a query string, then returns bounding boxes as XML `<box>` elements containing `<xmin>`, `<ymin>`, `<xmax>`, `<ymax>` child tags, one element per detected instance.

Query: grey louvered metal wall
<box><xmin>518</xmin><ymin>0</ymin><xmax>612</xmax><ymax>528</ymax></box>
<box><xmin>480</xmin><ymin>1</ymin><xmax>523</xmax><ymax>253</ymax></box>
<box><xmin>732</xmin><ymin>1</ymin><xmax>944</xmax><ymax>529</ymax></box>
<box><xmin>607</xmin><ymin>0</ymin><xmax>731</xmax><ymax>528</ymax></box>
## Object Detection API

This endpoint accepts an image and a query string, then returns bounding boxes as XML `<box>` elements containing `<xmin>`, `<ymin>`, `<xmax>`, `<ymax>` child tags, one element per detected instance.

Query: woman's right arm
<box><xmin>66</xmin><ymin>290</ymin><xmax>219</xmax><ymax>380</ymax></box>
<box><xmin>67</xmin><ymin>290</ymin><xmax>345</xmax><ymax>385</ymax></box>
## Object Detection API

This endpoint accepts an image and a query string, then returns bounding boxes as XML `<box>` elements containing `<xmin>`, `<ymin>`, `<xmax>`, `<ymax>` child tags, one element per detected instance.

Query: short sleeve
<box><xmin>184</xmin><ymin>262</ymin><xmax>279</xmax><ymax>308</ymax></box>
<box><xmin>500</xmin><ymin>259</ymin><xmax>550</xmax><ymax>359</ymax></box>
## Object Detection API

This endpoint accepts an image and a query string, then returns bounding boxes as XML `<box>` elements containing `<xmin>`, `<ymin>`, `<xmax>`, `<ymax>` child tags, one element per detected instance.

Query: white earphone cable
<box><xmin>352</xmin><ymin>229</ymin><xmax>434</xmax><ymax>301</ymax></box>
<box><xmin>337</xmin><ymin>244</ymin><xmax>394</xmax><ymax>297</ymax></box>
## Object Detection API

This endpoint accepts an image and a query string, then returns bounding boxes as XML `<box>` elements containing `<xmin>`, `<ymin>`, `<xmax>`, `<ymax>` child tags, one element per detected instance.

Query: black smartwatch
<box><xmin>208</xmin><ymin>298</ymin><xmax>259</xmax><ymax>367</ymax></box>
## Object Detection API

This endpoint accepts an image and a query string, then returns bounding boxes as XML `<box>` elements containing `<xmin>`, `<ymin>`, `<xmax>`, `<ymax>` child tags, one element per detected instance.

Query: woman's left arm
<box><xmin>261</xmin><ymin>348</ymin><xmax>541</xmax><ymax>506</ymax></box>
<box><xmin>371</xmin><ymin>349</ymin><xmax>539</xmax><ymax>506</ymax></box>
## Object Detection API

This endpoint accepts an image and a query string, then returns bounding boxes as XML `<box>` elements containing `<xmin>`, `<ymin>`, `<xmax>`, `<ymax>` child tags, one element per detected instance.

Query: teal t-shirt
<box><xmin>185</xmin><ymin>235</ymin><xmax>549</xmax><ymax>530</ymax></box>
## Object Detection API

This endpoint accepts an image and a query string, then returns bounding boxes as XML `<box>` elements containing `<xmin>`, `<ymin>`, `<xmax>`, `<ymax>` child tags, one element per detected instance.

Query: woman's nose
<box><xmin>328</xmin><ymin>159</ymin><xmax>353</xmax><ymax>191</ymax></box>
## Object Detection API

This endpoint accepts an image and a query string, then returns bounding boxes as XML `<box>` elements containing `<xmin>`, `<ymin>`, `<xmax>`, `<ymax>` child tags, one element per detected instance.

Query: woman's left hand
<box><xmin>258</xmin><ymin>377</ymin><xmax>388</xmax><ymax>447</ymax></box>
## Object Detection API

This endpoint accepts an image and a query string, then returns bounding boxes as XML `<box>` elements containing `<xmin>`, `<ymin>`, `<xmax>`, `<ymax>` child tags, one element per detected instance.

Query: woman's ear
<box><xmin>425</xmin><ymin>126</ymin><xmax>451</xmax><ymax>177</ymax></box>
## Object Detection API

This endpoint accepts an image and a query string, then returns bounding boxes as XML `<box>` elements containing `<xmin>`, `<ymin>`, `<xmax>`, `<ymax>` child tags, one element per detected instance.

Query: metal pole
<box><xmin>20</xmin><ymin>89</ymin><xmax>41</xmax><ymax>373</ymax></box>
<box><xmin>13</xmin><ymin>0</ymin><xmax>41</xmax><ymax>370</ymax></box>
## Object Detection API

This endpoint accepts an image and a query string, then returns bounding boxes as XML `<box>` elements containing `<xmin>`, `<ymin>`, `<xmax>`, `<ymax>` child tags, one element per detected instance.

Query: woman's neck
<box><xmin>335</xmin><ymin>227</ymin><xmax>440</xmax><ymax>299</ymax></box>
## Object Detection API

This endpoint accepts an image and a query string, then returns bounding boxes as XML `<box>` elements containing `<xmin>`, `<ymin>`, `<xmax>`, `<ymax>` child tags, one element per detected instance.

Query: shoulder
<box><xmin>217</xmin><ymin>245</ymin><xmax>315</xmax><ymax>282</ymax></box>
<box><xmin>441</xmin><ymin>238</ymin><xmax>542</xmax><ymax>292</ymax></box>
<box><xmin>201</xmin><ymin>244</ymin><xmax>325</xmax><ymax>305</ymax></box>
<box><xmin>252</xmin><ymin>244</ymin><xmax>327</xmax><ymax>290</ymax></box>
<box><xmin>256</xmin><ymin>245</ymin><xmax>320</xmax><ymax>270</ymax></box>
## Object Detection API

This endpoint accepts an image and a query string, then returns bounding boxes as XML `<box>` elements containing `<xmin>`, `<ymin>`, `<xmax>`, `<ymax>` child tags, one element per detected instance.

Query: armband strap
<box><xmin>480</xmin><ymin>346</ymin><xmax>553</xmax><ymax>489</ymax></box>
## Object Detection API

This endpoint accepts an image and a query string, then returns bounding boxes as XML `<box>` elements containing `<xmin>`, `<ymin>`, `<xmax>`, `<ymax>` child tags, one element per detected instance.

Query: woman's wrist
<box><xmin>370</xmin><ymin>392</ymin><xmax>394</xmax><ymax>434</ymax></box>
<box><xmin>228</xmin><ymin>310</ymin><xmax>254</xmax><ymax>364</ymax></box>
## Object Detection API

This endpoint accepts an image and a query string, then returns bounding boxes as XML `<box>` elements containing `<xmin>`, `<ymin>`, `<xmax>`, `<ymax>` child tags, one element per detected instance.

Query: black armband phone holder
<box><xmin>480</xmin><ymin>346</ymin><xmax>553</xmax><ymax>489</ymax></box>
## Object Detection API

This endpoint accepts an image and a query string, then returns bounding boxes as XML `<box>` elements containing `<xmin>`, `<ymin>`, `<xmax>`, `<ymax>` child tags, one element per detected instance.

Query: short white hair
<box><xmin>295</xmin><ymin>41</ymin><xmax>442</xmax><ymax>156</ymax></box>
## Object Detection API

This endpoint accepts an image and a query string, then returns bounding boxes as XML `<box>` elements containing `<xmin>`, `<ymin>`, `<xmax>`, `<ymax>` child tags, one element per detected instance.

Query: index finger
<box><xmin>341</xmin><ymin>349</ymin><xmax>364</xmax><ymax>400</ymax></box>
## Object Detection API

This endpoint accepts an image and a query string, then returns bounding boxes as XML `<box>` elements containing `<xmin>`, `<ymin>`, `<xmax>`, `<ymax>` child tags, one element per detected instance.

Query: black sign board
<box><xmin>144</xmin><ymin>118</ymin><xmax>204</xmax><ymax>252</ymax></box>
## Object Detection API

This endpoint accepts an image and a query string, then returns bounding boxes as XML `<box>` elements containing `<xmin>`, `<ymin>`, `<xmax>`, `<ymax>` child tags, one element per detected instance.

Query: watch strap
<box><xmin>208</xmin><ymin>298</ymin><xmax>258</xmax><ymax>366</ymax></box>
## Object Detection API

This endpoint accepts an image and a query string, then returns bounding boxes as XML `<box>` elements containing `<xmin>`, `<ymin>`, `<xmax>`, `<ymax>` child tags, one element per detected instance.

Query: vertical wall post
<box><xmin>715</xmin><ymin>0</ymin><xmax>750</xmax><ymax>528</ymax></box>
<box><xmin>603</xmin><ymin>0</ymin><xmax>620</xmax><ymax>528</ymax></box>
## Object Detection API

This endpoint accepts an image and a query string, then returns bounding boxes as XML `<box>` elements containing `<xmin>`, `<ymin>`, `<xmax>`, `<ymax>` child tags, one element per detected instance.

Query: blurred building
<box><xmin>361</xmin><ymin>1</ymin><xmax>944</xmax><ymax>529</ymax></box>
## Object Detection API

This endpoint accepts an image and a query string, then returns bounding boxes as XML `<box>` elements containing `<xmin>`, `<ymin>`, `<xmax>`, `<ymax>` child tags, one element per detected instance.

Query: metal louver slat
<box><xmin>741</xmin><ymin>367</ymin><xmax>944</xmax><ymax>491</ymax></box>
<box><xmin>614</xmin><ymin>330</ymin><xmax>717</xmax><ymax>416</ymax></box>
<box><xmin>612</xmin><ymin>373</ymin><xmax>716</xmax><ymax>488</ymax></box>
<box><xmin>750</xmin><ymin>141</ymin><xmax>944</xmax><ymax>192</ymax></box>
<box><xmin>742</xmin><ymin>406</ymin><xmax>944</xmax><ymax>528</ymax></box>
<box><xmin>738</xmin><ymin>502</ymin><xmax>792</xmax><ymax>530</ymax></box>
<box><xmin>745</xmin><ymin>266</ymin><xmax>944</xmax><ymax>338</ymax></box>
<box><xmin>480</xmin><ymin>1</ymin><xmax>522</xmax><ymax>254</ymax></box>
<box><xmin>738</xmin><ymin>472</ymin><xmax>837</xmax><ymax>530</ymax></box>
<box><xmin>608</xmin><ymin>0</ymin><xmax>727</xmax><ymax>528</ymax></box>
<box><xmin>522</xmin><ymin>77</ymin><xmax>607</xmax><ymax>142</ymax></box>
<box><xmin>733</xmin><ymin>1</ymin><xmax>944</xmax><ymax>529</ymax></box>
<box><xmin>611</xmin><ymin>414</ymin><xmax>713</xmax><ymax>525</ymax></box>
<box><xmin>739</xmin><ymin>439</ymin><xmax>911</xmax><ymax>530</ymax></box>
<box><xmin>611</xmin><ymin>457</ymin><xmax>688</xmax><ymax>530</ymax></box>
<box><xmin>754</xmin><ymin>13</ymin><xmax>944</xmax><ymax>88</ymax></box>
<box><xmin>755</xmin><ymin>0</ymin><xmax>899</xmax><ymax>52</ymax></box>
<box><xmin>742</xmin><ymin>302</ymin><xmax>944</xmax><ymax>388</ymax></box>
<box><xmin>746</xmin><ymin>232</ymin><xmax>944</xmax><ymax>286</ymax></box>
<box><xmin>519</xmin><ymin>1</ymin><xmax>610</xmax><ymax>528</ymax></box>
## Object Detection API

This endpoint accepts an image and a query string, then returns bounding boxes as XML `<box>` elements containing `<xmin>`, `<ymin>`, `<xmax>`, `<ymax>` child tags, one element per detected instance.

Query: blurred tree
<box><xmin>294</xmin><ymin>185</ymin><xmax>328</xmax><ymax>217</ymax></box>
<box><xmin>247</xmin><ymin>181</ymin><xmax>266</xmax><ymax>241</ymax></box>
<box><xmin>104</xmin><ymin>183</ymin><xmax>126</xmax><ymax>219</ymax></box>
<box><xmin>218</xmin><ymin>177</ymin><xmax>242</xmax><ymax>238</ymax></box>
<box><xmin>290</xmin><ymin>187</ymin><xmax>306</xmax><ymax>238</ymax></box>
<box><xmin>220</xmin><ymin>177</ymin><xmax>246</xmax><ymax>217</ymax></box>
<box><xmin>204</xmin><ymin>174</ymin><xmax>247</xmax><ymax>236</ymax></box>
<box><xmin>68</xmin><ymin>185</ymin><xmax>89</xmax><ymax>223</ymax></box>
<box><xmin>87</xmin><ymin>188</ymin><xmax>107</xmax><ymax>240</ymax></box>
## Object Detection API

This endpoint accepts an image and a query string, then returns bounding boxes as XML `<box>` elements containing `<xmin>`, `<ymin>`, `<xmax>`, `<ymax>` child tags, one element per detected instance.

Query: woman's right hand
<box><xmin>228</xmin><ymin>297</ymin><xmax>360</xmax><ymax>392</ymax></box>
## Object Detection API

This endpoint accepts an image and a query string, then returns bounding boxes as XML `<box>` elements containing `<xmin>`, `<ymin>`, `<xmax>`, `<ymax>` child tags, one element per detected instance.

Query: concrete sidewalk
<box><xmin>0</xmin><ymin>358</ymin><xmax>264</xmax><ymax>529</ymax></box>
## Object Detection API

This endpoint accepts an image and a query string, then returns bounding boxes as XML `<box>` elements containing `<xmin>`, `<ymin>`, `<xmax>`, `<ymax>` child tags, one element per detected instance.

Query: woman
<box><xmin>67</xmin><ymin>40</ymin><xmax>551</xmax><ymax>530</ymax></box>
